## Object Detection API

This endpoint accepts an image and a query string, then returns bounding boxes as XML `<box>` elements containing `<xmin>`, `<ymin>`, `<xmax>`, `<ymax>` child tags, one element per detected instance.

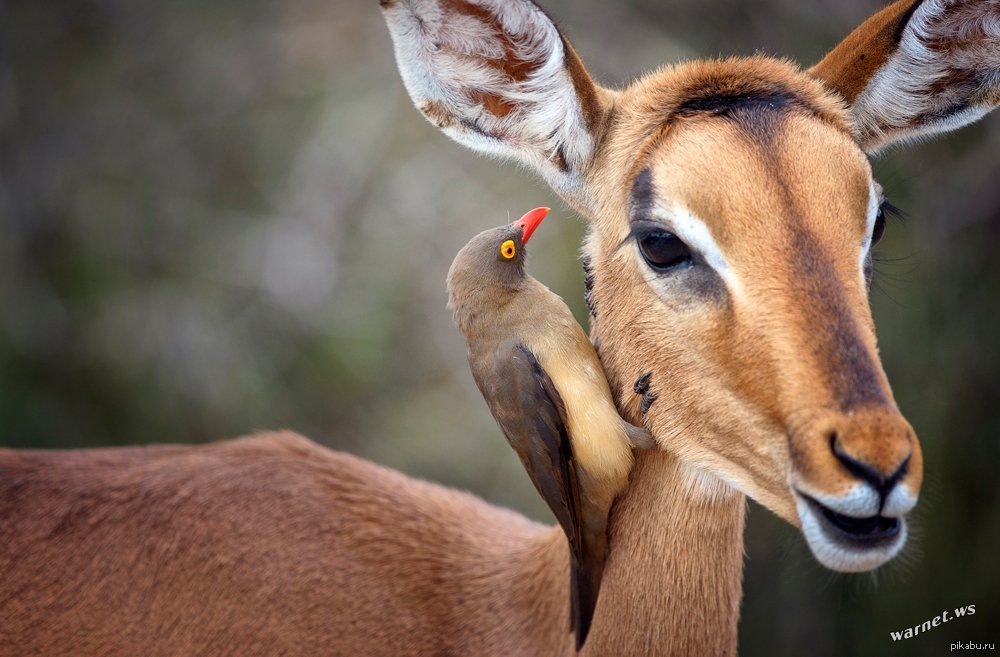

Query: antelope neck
<box><xmin>511</xmin><ymin>449</ymin><xmax>748</xmax><ymax>656</ymax></box>
<box><xmin>584</xmin><ymin>449</ymin><xmax>747</xmax><ymax>656</ymax></box>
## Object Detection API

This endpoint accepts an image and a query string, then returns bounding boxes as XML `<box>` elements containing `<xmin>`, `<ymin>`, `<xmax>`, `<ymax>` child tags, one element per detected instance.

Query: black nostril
<box><xmin>830</xmin><ymin>433</ymin><xmax>910</xmax><ymax>501</ymax></box>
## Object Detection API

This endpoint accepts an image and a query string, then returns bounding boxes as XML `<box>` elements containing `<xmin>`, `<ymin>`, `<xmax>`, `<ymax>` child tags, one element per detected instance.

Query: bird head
<box><xmin>446</xmin><ymin>207</ymin><xmax>549</xmax><ymax>326</ymax></box>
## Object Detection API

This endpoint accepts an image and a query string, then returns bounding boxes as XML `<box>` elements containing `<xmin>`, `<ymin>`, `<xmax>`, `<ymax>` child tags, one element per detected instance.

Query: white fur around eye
<box><xmin>860</xmin><ymin>180</ymin><xmax>880</xmax><ymax>275</ymax></box>
<box><xmin>636</xmin><ymin>203</ymin><xmax>744</xmax><ymax>298</ymax></box>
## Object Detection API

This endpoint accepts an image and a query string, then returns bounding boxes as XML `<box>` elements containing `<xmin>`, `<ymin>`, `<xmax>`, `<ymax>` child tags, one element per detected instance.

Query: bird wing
<box><xmin>469</xmin><ymin>341</ymin><xmax>596</xmax><ymax>648</ymax></box>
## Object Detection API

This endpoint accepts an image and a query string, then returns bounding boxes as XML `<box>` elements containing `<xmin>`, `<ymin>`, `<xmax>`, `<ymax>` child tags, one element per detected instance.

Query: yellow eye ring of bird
<box><xmin>500</xmin><ymin>240</ymin><xmax>516</xmax><ymax>259</ymax></box>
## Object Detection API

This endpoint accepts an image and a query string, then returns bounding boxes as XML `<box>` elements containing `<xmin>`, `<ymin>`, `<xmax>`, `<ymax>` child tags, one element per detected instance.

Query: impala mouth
<box><xmin>794</xmin><ymin>491</ymin><xmax>906</xmax><ymax>572</ymax></box>
<box><xmin>802</xmin><ymin>494</ymin><xmax>900</xmax><ymax>542</ymax></box>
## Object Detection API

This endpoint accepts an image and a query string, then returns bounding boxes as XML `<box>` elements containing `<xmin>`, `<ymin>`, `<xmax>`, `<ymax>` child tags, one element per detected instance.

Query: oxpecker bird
<box><xmin>447</xmin><ymin>207</ymin><xmax>653</xmax><ymax>650</ymax></box>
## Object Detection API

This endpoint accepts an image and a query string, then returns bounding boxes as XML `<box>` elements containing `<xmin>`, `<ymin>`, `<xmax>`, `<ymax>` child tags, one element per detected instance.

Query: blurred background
<box><xmin>1</xmin><ymin>0</ymin><xmax>997</xmax><ymax>654</ymax></box>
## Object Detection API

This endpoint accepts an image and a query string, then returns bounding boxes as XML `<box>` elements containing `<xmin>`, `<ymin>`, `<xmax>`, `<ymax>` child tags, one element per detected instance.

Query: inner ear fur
<box><xmin>811</xmin><ymin>0</ymin><xmax>1000</xmax><ymax>152</ymax></box>
<box><xmin>380</xmin><ymin>0</ymin><xmax>608</xmax><ymax>209</ymax></box>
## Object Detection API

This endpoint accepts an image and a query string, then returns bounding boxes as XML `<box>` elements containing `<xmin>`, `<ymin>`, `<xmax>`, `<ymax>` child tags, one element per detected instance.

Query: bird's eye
<box><xmin>637</xmin><ymin>230</ymin><xmax>692</xmax><ymax>271</ymax></box>
<box><xmin>500</xmin><ymin>240</ymin><xmax>516</xmax><ymax>259</ymax></box>
<box><xmin>872</xmin><ymin>205</ymin><xmax>887</xmax><ymax>246</ymax></box>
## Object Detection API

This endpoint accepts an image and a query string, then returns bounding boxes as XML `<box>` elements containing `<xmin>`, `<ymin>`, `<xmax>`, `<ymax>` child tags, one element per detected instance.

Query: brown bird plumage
<box><xmin>447</xmin><ymin>208</ymin><xmax>653</xmax><ymax>650</ymax></box>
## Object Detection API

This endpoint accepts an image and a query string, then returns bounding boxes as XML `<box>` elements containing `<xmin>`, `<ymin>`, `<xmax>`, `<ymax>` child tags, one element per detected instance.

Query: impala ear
<box><xmin>380</xmin><ymin>0</ymin><xmax>608</xmax><ymax>211</ymax></box>
<box><xmin>810</xmin><ymin>0</ymin><xmax>1000</xmax><ymax>153</ymax></box>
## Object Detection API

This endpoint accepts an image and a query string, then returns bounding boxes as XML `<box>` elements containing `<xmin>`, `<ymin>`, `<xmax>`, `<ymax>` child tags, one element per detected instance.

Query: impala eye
<box><xmin>637</xmin><ymin>230</ymin><xmax>692</xmax><ymax>271</ymax></box>
<box><xmin>872</xmin><ymin>204</ymin><xmax>887</xmax><ymax>246</ymax></box>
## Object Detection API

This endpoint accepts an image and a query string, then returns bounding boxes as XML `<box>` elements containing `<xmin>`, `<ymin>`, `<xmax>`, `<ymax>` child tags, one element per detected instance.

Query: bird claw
<box><xmin>633</xmin><ymin>371</ymin><xmax>658</xmax><ymax>415</ymax></box>
<box><xmin>633</xmin><ymin>371</ymin><xmax>652</xmax><ymax>395</ymax></box>
<box><xmin>624</xmin><ymin>371</ymin><xmax>658</xmax><ymax>449</ymax></box>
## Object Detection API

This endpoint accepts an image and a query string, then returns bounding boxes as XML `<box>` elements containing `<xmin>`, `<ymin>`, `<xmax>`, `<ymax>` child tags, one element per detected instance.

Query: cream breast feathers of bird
<box><xmin>530</xmin><ymin>345</ymin><xmax>634</xmax><ymax>484</ymax></box>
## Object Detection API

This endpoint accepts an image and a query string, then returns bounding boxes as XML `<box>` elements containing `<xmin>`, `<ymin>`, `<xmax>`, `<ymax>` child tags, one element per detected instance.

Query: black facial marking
<box><xmin>674</xmin><ymin>90</ymin><xmax>793</xmax><ymax>117</ymax></box>
<box><xmin>582</xmin><ymin>255</ymin><xmax>597</xmax><ymax>317</ymax></box>
<box><xmin>790</xmin><ymin>227</ymin><xmax>887</xmax><ymax>410</ymax></box>
<box><xmin>630</xmin><ymin>168</ymin><xmax>656</xmax><ymax>219</ymax></box>
<box><xmin>673</xmin><ymin>89</ymin><xmax>798</xmax><ymax>143</ymax></box>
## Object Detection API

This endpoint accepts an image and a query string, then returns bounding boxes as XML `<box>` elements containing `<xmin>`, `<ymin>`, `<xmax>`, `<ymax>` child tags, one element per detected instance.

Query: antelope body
<box><xmin>0</xmin><ymin>434</ymin><xmax>573</xmax><ymax>656</ymax></box>
<box><xmin>1</xmin><ymin>432</ymin><xmax>739</xmax><ymax>656</ymax></box>
<box><xmin>2</xmin><ymin>1</ymin><xmax>999</xmax><ymax>655</ymax></box>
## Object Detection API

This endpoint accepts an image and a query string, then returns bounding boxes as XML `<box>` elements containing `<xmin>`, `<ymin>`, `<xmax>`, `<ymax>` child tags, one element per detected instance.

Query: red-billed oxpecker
<box><xmin>447</xmin><ymin>207</ymin><xmax>653</xmax><ymax>650</ymax></box>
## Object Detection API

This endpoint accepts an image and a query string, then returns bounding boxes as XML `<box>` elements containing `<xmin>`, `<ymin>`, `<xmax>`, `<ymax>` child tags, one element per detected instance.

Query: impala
<box><xmin>1</xmin><ymin>1</ymin><xmax>997</xmax><ymax>655</ymax></box>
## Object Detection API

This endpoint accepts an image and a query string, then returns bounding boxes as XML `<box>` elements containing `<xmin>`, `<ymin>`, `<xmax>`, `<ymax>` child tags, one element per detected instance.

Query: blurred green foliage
<box><xmin>1</xmin><ymin>1</ymin><xmax>998</xmax><ymax>655</ymax></box>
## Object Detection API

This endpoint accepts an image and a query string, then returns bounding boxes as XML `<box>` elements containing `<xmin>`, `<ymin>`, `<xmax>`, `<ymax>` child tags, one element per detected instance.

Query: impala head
<box><xmin>381</xmin><ymin>0</ymin><xmax>999</xmax><ymax>572</ymax></box>
<box><xmin>588</xmin><ymin>63</ymin><xmax>921</xmax><ymax>572</ymax></box>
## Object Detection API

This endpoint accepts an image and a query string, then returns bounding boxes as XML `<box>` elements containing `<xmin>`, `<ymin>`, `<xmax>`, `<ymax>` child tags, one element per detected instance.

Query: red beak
<box><xmin>512</xmin><ymin>207</ymin><xmax>549</xmax><ymax>244</ymax></box>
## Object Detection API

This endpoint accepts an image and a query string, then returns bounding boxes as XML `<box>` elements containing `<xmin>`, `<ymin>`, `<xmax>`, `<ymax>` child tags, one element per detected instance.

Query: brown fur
<box><xmin>446</xmin><ymin>220</ymin><xmax>644</xmax><ymax>647</ymax></box>
<box><xmin>379</xmin><ymin>0</ymin><xmax>979</xmax><ymax>650</ymax></box>
<box><xmin>0</xmin><ymin>434</ymin><xmax>572</xmax><ymax>657</ymax></box>
<box><xmin>810</xmin><ymin>0</ymin><xmax>924</xmax><ymax>103</ymax></box>
<box><xmin>0</xmin><ymin>433</ymin><xmax>741</xmax><ymax>657</ymax></box>
<box><xmin>439</xmin><ymin>0</ymin><xmax>542</xmax><ymax>117</ymax></box>
<box><xmin>583</xmin><ymin>71</ymin><xmax>921</xmax><ymax>519</ymax></box>
<box><xmin>4</xmin><ymin>1</ymin><xmax>995</xmax><ymax>654</ymax></box>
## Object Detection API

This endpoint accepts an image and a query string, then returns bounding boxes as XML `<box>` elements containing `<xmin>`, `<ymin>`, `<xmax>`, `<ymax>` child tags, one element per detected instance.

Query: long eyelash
<box><xmin>881</xmin><ymin>200</ymin><xmax>907</xmax><ymax>222</ymax></box>
<box><xmin>872</xmin><ymin>252</ymin><xmax>917</xmax><ymax>281</ymax></box>
<box><xmin>870</xmin><ymin>276</ymin><xmax>904</xmax><ymax>308</ymax></box>
<box><xmin>870</xmin><ymin>253</ymin><xmax>914</xmax><ymax>306</ymax></box>
<box><xmin>614</xmin><ymin>219</ymin><xmax>674</xmax><ymax>252</ymax></box>
<box><xmin>870</xmin><ymin>252</ymin><xmax>917</xmax><ymax>308</ymax></box>
<box><xmin>870</xmin><ymin>199</ymin><xmax>913</xmax><ymax>288</ymax></box>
